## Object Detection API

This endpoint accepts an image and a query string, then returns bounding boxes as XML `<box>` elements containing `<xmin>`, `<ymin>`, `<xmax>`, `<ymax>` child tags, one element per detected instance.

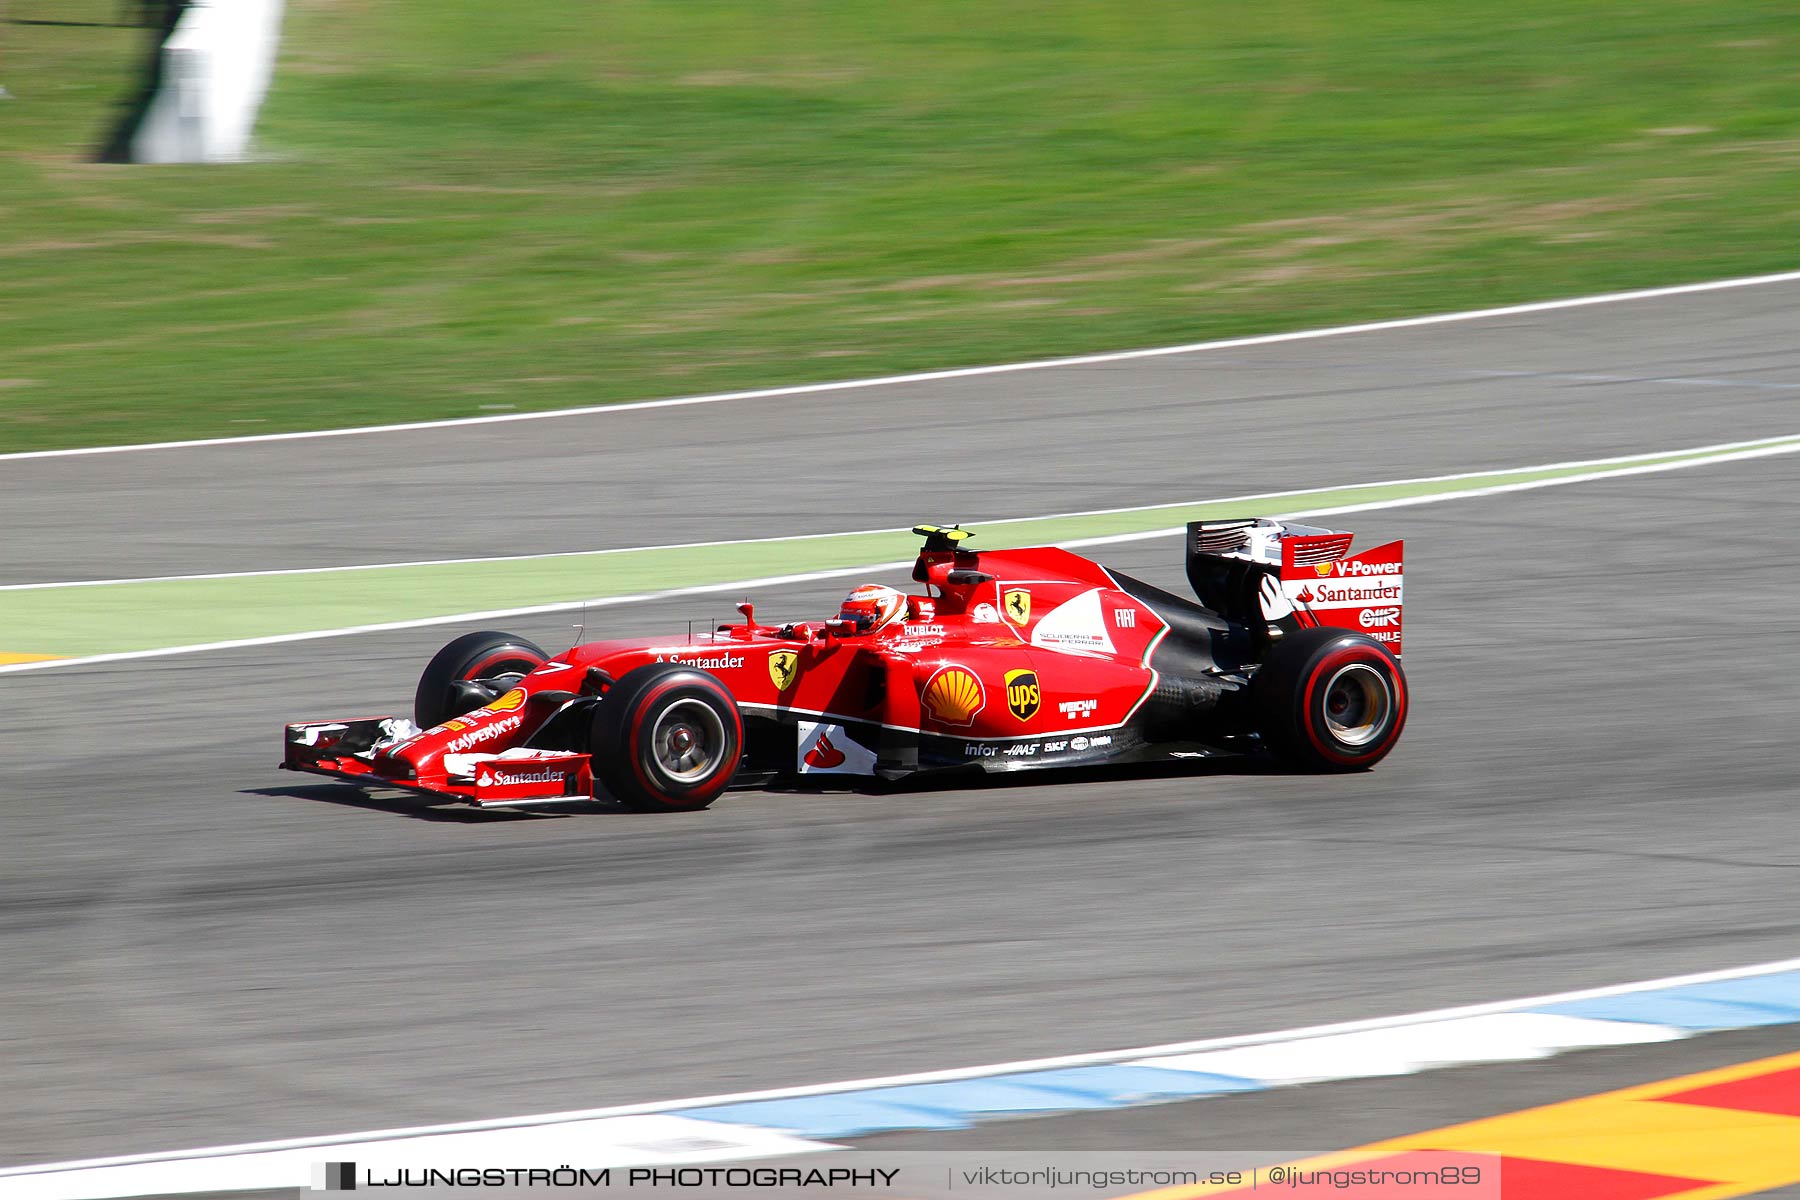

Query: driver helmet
<box><xmin>839</xmin><ymin>583</ymin><xmax>909</xmax><ymax>634</ymax></box>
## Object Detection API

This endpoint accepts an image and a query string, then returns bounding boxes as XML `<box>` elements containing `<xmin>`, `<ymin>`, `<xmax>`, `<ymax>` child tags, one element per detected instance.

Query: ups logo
<box><xmin>1004</xmin><ymin>668</ymin><xmax>1041</xmax><ymax>722</ymax></box>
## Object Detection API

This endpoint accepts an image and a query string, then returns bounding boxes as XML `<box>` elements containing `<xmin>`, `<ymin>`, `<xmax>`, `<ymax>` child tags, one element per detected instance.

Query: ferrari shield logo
<box><xmin>1003</xmin><ymin>589</ymin><xmax>1031</xmax><ymax>624</ymax></box>
<box><xmin>768</xmin><ymin>650</ymin><xmax>800</xmax><ymax>690</ymax></box>
<box><xmin>1004</xmin><ymin>668</ymin><xmax>1041</xmax><ymax>721</ymax></box>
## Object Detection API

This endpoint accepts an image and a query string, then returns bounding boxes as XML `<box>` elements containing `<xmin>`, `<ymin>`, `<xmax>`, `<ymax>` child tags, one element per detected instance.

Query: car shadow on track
<box><xmin>763</xmin><ymin>754</ymin><xmax>1279</xmax><ymax>796</ymax></box>
<box><xmin>241</xmin><ymin>782</ymin><xmax>615</xmax><ymax>822</ymax></box>
<box><xmin>247</xmin><ymin>755</ymin><xmax>1282</xmax><ymax>821</ymax></box>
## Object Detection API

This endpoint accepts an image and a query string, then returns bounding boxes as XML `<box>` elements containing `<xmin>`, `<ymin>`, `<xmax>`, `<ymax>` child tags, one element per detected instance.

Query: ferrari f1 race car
<box><xmin>282</xmin><ymin>521</ymin><xmax>1408</xmax><ymax>812</ymax></box>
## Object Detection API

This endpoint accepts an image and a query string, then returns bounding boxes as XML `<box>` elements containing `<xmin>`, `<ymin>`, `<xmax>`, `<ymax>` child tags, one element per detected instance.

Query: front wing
<box><xmin>282</xmin><ymin>717</ymin><xmax>593</xmax><ymax>808</ymax></box>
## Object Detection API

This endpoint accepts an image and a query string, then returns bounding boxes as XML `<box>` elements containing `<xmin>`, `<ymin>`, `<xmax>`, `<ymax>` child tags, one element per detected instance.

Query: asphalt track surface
<box><xmin>5</xmin><ymin>281</ymin><xmax>1800</xmax><ymax>1172</ymax></box>
<box><xmin>7</xmin><ymin>279</ymin><xmax>1800</xmax><ymax>584</ymax></box>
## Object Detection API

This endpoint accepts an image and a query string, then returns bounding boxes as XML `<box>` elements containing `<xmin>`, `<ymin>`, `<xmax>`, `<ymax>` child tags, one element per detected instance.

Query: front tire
<box><xmin>590</xmin><ymin>663</ymin><xmax>743</xmax><ymax>812</ymax></box>
<box><xmin>1252</xmin><ymin>628</ymin><xmax>1407</xmax><ymax>771</ymax></box>
<box><xmin>415</xmin><ymin>630</ymin><xmax>549</xmax><ymax>729</ymax></box>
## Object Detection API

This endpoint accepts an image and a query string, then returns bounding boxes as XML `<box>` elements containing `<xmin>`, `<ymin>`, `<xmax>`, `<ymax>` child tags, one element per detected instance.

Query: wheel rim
<box><xmin>1321</xmin><ymin>662</ymin><xmax>1392</xmax><ymax>747</ymax></box>
<box><xmin>649</xmin><ymin>698</ymin><xmax>727</xmax><ymax>784</ymax></box>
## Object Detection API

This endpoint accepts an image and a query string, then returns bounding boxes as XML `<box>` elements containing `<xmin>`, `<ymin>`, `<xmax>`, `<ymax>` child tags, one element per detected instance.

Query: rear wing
<box><xmin>1187</xmin><ymin>519</ymin><xmax>1404</xmax><ymax>656</ymax></box>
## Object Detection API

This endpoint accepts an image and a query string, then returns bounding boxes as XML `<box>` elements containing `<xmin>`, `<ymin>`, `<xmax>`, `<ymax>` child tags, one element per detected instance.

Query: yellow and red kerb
<box><xmin>1125</xmin><ymin>1050</ymin><xmax>1800</xmax><ymax>1199</ymax></box>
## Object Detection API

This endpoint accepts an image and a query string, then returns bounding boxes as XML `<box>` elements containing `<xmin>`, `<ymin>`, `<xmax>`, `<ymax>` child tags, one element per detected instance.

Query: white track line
<box><xmin>6</xmin><ymin>954</ymin><xmax>1797</xmax><ymax>1177</ymax></box>
<box><xmin>5</xmin><ymin>433</ymin><xmax>1798</xmax><ymax>675</ymax></box>
<box><xmin>6</xmin><ymin>268</ymin><xmax>1799</xmax><ymax>462</ymax></box>
<box><xmin>7</xmin><ymin>431</ymin><xmax>1796</xmax><ymax>591</ymax></box>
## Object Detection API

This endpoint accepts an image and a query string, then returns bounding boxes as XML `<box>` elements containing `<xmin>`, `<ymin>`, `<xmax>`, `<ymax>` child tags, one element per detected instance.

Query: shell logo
<box><xmin>1313</xmin><ymin>562</ymin><xmax>1335</xmax><ymax>577</ymax></box>
<box><xmin>921</xmin><ymin>665</ymin><xmax>985</xmax><ymax>726</ymax></box>
<box><xmin>488</xmin><ymin>688</ymin><xmax>528</xmax><ymax>713</ymax></box>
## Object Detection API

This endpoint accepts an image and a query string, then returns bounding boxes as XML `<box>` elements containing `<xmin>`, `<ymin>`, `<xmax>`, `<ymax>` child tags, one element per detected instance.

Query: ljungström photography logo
<box><xmin>313</xmin><ymin>1162</ymin><xmax>357</xmax><ymax>1191</ymax></box>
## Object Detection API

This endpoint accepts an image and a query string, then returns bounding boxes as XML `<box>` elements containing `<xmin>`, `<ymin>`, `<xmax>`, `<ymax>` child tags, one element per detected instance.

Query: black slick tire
<box><xmin>414</xmin><ymin>630</ymin><xmax>549</xmax><ymax>729</ymax></box>
<box><xmin>590</xmin><ymin>662</ymin><xmax>743</xmax><ymax>812</ymax></box>
<box><xmin>1251</xmin><ymin>627</ymin><xmax>1407</xmax><ymax>771</ymax></box>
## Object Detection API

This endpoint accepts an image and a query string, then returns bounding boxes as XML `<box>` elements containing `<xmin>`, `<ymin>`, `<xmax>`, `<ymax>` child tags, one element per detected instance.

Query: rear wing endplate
<box><xmin>1188</xmin><ymin>520</ymin><xmax>1404</xmax><ymax>656</ymax></box>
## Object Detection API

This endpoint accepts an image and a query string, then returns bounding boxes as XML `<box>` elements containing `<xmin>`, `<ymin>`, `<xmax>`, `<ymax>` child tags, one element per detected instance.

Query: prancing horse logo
<box><xmin>1003</xmin><ymin>589</ymin><xmax>1031</xmax><ymax>624</ymax></box>
<box><xmin>768</xmin><ymin>650</ymin><xmax>800</xmax><ymax>690</ymax></box>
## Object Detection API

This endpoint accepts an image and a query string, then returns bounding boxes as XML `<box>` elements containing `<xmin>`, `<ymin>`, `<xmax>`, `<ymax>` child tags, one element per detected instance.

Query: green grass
<box><xmin>3</xmin><ymin>0</ymin><xmax>1799</xmax><ymax>451</ymax></box>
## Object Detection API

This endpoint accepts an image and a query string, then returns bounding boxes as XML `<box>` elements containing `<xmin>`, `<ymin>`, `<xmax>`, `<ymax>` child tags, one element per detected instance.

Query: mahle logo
<box><xmin>1004</xmin><ymin>669</ymin><xmax>1041</xmax><ymax>721</ymax></box>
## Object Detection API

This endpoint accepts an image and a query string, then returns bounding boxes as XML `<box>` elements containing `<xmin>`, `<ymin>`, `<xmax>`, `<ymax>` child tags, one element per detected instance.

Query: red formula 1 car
<box><xmin>282</xmin><ymin>521</ymin><xmax>1408</xmax><ymax>812</ymax></box>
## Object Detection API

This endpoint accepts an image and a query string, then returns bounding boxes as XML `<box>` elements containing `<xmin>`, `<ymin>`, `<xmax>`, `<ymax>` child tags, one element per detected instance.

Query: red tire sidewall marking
<box><xmin>1299</xmin><ymin>642</ymin><xmax>1407</xmax><ymax>766</ymax></box>
<box><xmin>625</xmin><ymin>678</ymin><xmax>741</xmax><ymax>803</ymax></box>
<box><xmin>463</xmin><ymin>647</ymin><xmax>545</xmax><ymax>682</ymax></box>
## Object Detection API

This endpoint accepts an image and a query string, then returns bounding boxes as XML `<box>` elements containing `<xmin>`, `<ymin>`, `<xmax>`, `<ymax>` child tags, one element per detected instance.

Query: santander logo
<box><xmin>803</xmin><ymin>732</ymin><xmax>847</xmax><ymax>769</ymax></box>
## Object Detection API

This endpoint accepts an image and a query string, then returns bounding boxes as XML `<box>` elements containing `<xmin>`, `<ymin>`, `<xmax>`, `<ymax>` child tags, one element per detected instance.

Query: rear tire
<box><xmin>590</xmin><ymin>663</ymin><xmax>743</xmax><ymax>812</ymax></box>
<box><xmin>1252</xmin><ymin>628</ymin><xmax>1407</xmax><ymax>771</ymax></box>
<box><xmin>414</xmin><ymin>630</ymin><xmax>549</xmax><ymax>729</ymax></box>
